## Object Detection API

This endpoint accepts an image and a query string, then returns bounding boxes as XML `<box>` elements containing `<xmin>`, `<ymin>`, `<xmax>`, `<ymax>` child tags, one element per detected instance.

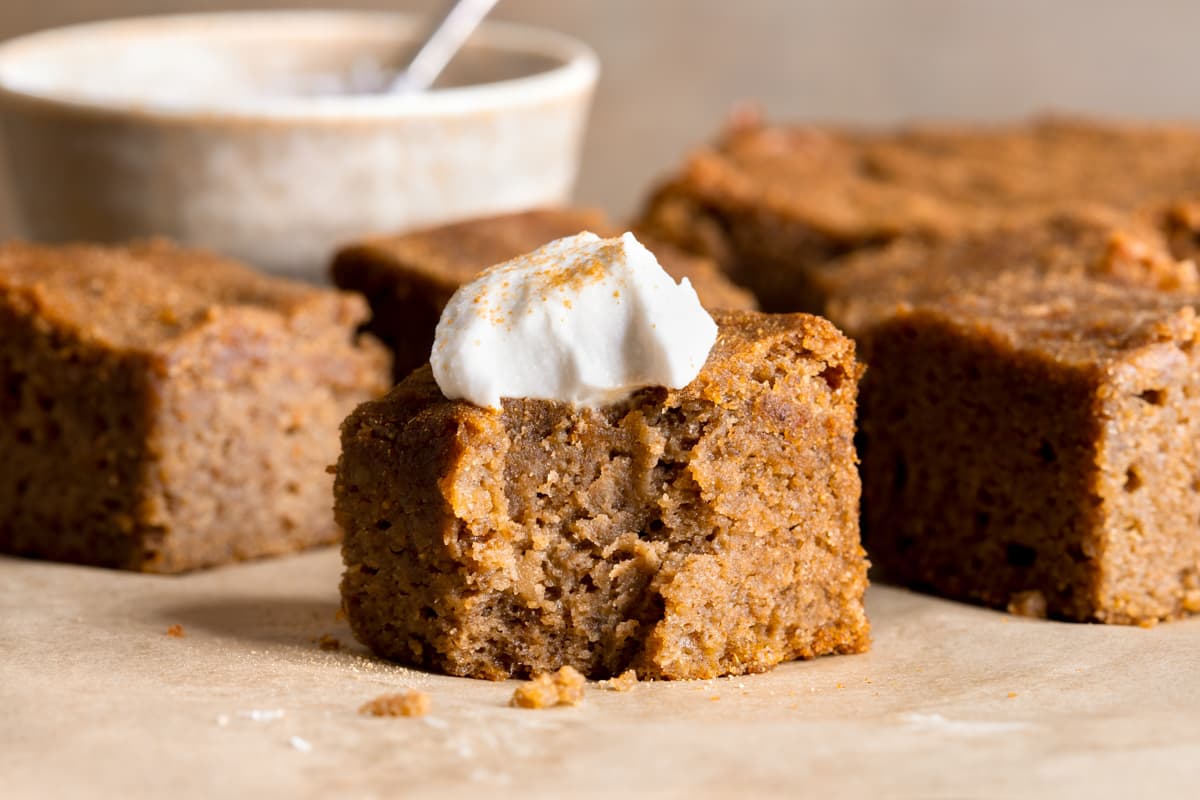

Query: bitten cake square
<box><xmin>331</xmin><ymin>208</ymin><xmax>756</xmax><ymax>380</ymax></box>
<box><xmin>860</xmin><ymin>271</ymin><xmax>1200</xmax><ymax>623</ymax></box>
<box><xmin>0</xmin><ymin>240</ymin><xmax>391</xmax><ymax>572</ymax></box>
<box><xmin>336</xmin><ymin>310</ymin><xmax>869</xmax><ymax>679</ymax></box>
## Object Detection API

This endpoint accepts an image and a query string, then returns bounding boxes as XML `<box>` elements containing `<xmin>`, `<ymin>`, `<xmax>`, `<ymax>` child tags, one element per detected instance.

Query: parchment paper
<box><xmin>4</xmin><ymin>548</ymin><xmax>1199</xmax><ymax>799</ymax></box>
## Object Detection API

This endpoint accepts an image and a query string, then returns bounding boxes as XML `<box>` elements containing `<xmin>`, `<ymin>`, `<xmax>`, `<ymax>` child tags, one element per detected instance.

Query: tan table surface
<box><xmin>5</xmin><ymin>548</ymin><xmax>1200</xmax><ymax>798</ymax></box>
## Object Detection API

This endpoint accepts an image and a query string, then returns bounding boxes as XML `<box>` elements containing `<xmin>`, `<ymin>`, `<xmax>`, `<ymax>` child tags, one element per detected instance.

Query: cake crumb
<box><xmin>511</xmin><ymin>666</ymin><xmax>585</xmax><ymax>709</ymax></box>
<box><xmin>166</xmin><ymin>624</ymin><xmax>186</xmax><ymax>638</ymax></box>
<box><xmin>1007</xmin><ymin>590</ymin><xmax>1048</xmax><ymax>618</ymax></box>
<box><xmin>1007</xmin><ymin>692</ymin><xmax>1019</xmax><ymax>699</ymax></box>
<box><xmin>335</xmin><ymin>607</ymin><xmax>347</xmax><ymax>623</ymax></box>
<box><xmin>599</xmin><ymin>669</ymin><xmax>639</xmax><ymax>692</ymax></box>
<box><xmin>315</xmin><ymin>634</ymin><xmax>341</xmax><ymax>651</ymax></box>
<box><xmin>359</xmin><ymin>690</ymin><xmax>431</xmax><ymax>718</ymax></box>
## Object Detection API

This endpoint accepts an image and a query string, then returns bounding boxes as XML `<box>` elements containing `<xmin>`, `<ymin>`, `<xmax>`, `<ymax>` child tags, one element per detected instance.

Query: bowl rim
<box><xmin>0</xmin><ymin>9</ymin><xmax>599</xmax><ymax>122</ymax></box>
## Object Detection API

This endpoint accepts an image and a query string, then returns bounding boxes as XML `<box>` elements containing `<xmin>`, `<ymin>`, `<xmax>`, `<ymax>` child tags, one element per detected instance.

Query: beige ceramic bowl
<box><xmin>0</xmin><ymin>11</ymin><xmax>598</xmax><ymax>278</ymax></box>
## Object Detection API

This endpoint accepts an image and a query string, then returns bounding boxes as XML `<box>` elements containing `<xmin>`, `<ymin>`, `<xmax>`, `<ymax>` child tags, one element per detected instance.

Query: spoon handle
<box><xmin>391</xmin><ymin>0</ymin><xmax>502</xmax><ymax>93</ymax></box>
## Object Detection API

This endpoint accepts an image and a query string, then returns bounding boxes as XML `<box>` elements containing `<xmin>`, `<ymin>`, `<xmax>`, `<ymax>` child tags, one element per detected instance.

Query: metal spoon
<box><xmin>391</xmin><ymin>0</ymin><xmax>501</xmax><ymax>93</ymax></box>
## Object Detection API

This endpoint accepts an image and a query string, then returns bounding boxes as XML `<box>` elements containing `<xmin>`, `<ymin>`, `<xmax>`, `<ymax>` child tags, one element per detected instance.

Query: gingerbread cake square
<box><xmin>335</xmin><ymin>310</ymin><xmax>869</xmax><ymax>679</ymax></box>
<box><xmin>331</xmin><ymin>208</ymin><xmax>756</xmax><ymax>380</ymax></box>
<box><xmin>0</xmin><ymin>240</ymin><xmax>391</xmax><ymax>572</ymax></box>
<box><xmin>637</xmin><ymin>116</ymin><xmax>1200</xmax><ymax>313</ymax></box>
<box><xmin>858</xmin><ymin>265</ymin><xmax>1200</xmax><ymax>624</ymax></box>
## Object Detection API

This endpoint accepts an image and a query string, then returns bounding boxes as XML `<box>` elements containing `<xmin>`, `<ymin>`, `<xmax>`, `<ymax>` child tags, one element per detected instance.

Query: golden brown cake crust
<box><xmin>336</xmin><ymin>310</ymin><xmax>869</xmax><ymax>680</ymax></box>
<box><xmin>638</xmin><ymin>116</ymin><xmax>1200</xmax><ymax>312</ymax></box>
<box><xmin>331</xmin><ymin>208</ymin><xmax>757</xmax><ymax>380</ymax></box>
<box><xmin>0</xmin><ymin>239</ymin><xmax>391</xmax><ymax>572</ymax></box>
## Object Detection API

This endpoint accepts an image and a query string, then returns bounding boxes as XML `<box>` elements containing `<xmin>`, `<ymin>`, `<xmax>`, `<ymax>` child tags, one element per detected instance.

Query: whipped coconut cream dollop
<box><xmin>431</xmin><ymin>232</ymin><xmax>718</xmax><ymax>409</ymax></box>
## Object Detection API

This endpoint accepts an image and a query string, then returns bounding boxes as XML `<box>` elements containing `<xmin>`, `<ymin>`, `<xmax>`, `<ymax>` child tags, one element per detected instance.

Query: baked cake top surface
<box><xmin>902</xmin><ymin>268</ymin><xmax>1195</xmax><ymax>357</ymax></box>
<box><xmin>332</xmin><ymin>208</ymin><xmax>756</xmax><ymax>311</ymax></box>
<box><xmin>669</xmin><ymin>117</ymin><xmax>1200</xmax><ymax>239</ymax></box>
<box><xmin>816</xmin><ymin>206</ymin><xmax>1200</xmax><ymax>368</ymax></box>
<box><xmin>0</xmin><ymin>239</ymin><xmax>360</xmax><ymax>351</ymax></box>
<box><xmin>335</xmin><ymin>208</ymin><xmax>611</xmax><ymax>290</ymax></box>
<box><xmin>880</xmin><ymin>270</ymin><xmax>1200</xmax><ymax>371</ymax></box>
<box><xmin>820</xmin><ymin>208</ymin><xmax>1198</xmax><ymax>337</ymax></box>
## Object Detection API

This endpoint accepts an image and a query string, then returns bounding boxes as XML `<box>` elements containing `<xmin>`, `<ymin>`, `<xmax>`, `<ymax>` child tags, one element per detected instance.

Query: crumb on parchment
<box><xmin>166</xmin><ymin>624</ymin><xmax>186</xmax><ymax>638</ymax></box>
<box><xmin>359</xmin><ymin>690</ymin><xmax>431</xmax><ymax>718</ymax></box>
<box><xmin>511</xmin><ymin>666</ymin><xmax>586</xmax><ymax>709</ymax></box>
<box><xmin>599</xmin><ymin>669</ymin><xmax>639</xmax><ymax>692</ymax></box>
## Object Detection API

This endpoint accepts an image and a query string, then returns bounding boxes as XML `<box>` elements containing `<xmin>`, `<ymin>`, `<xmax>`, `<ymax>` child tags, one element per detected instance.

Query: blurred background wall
<box><xmin>3</xmin><ymin>0</ymin><xmax>1200</xmax><ymax>235</ymax></box>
